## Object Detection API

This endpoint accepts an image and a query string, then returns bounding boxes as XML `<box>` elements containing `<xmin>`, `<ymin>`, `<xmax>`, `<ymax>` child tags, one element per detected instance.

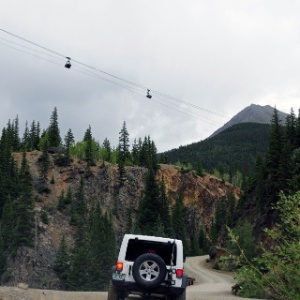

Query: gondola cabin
<box><xmin>147</xmin><ymin>89</ymin><xmax>152</xmax><ymax>99</ymax></box>
<box><xmin>65</xmin><ymin>57</ymin><xmax>71</xmax><ymax>69</ymax></box>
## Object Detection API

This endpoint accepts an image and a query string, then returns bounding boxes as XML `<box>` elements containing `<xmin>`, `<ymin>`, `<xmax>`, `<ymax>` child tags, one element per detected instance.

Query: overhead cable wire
<box><xmin>151</xmin><ymin>90</ymin><xmax>227</xmax><ymax>118</ymax></box>
<box><xmin>145</xmin><ymin>97</ymin><xmax>219</xmax><ymax>124</ymax></box>
<box><xmin>154</xmin><ymin>93</ymin><xmax>222</xmax><ymax>124</ymax></box>
<box><xmin>0</xmin><ymin>39</ymin><xmax>145</xmax><ymax>96</ymax></box>
<box><xmin>0</xmin><ymin>28</ymin><xmax>228</xmax><ymax>120</ymax></box>
<box><xmin>0</xmin><ymin>36</ymin><xmax>65</xmax><ymax>63</ymax></box>
<box><xmin>0</xmin><ymin>41</ymin><xmax>64</xmax><ymax>67</ymax></box>
<box><xmin>0</xmin><ymin>28</ymin><xmax>147</xmax><ymax>90</ymax></box>
<box><xmin>0</xmin><ymin>39</ymin><xmax>222</xmax><ymax>123</ymax></box>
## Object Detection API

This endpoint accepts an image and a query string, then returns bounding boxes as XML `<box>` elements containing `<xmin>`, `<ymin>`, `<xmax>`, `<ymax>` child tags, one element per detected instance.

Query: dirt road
<box><xmin>184</xmin><ymin>255</ymin><xmax>263</xmax><ymax>300</ymax></box>
<box><xmin>0</xmin><ymin>256</ymin><xmax>263</xmax><ymax>300</ymax></box>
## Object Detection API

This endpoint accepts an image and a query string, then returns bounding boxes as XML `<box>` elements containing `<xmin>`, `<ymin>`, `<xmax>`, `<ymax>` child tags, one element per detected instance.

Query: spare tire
<box><xmin>132</xmin><ymin>253</ymin><xmax>166</xmax><ymax>289</ymax></box>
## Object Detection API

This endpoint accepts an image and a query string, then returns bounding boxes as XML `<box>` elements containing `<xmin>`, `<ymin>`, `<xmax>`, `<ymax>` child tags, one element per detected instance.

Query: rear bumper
<box><xmin>112</xmin><ymin>274</ymin><xmax>187</xmax><ymax>296</ymax></box>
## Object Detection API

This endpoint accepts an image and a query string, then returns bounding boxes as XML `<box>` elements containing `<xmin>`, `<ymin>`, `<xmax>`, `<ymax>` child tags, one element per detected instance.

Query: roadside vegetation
<box><xmin>222</xmin><ymin>192</ymin><xmax>300</xmax><ymax>299</ymax></box>
<box><xmin>218</xmin><ymin>108</ymin><xmax>300</xmax><ymax>299</ymax></box>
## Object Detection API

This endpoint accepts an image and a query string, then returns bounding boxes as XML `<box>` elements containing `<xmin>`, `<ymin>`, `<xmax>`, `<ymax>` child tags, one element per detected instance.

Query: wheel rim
<box><xmin>138</xmin><ymin>260</ymin><xmax>160</xmax><ymax>281</ymax></box>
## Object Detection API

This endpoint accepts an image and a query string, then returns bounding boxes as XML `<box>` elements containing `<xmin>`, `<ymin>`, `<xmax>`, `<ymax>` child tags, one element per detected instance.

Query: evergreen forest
<box><xmin>164</xmin><ymin>122</ymin><xmax>271</xmax><ymax>179</ymax></box>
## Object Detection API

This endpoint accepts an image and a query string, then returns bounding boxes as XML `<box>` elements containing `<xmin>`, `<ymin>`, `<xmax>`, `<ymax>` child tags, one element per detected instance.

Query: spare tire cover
<box><xmin>132</xmin><ymin>253</ymin><xmax>166</xmax><ymax>289</ymax></box>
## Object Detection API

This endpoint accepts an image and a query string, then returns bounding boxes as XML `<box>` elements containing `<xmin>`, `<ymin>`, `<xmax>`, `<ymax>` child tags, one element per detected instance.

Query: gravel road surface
<box><xmin>0</xmin><ymin>256</ymin><xmax>264</xmax><ymax>300</ymax></box>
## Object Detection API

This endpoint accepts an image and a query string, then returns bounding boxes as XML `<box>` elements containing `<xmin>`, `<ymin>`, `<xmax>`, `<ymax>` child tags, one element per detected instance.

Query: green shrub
<box><xmin>41</xmin><ymin>210</ymin><xmax>49</xmax><ymax>224</ymax></box>
<box><xmin>223</xmin><ymin>191</ymin><xmax>300</xmax><ymax>300</ymax></box>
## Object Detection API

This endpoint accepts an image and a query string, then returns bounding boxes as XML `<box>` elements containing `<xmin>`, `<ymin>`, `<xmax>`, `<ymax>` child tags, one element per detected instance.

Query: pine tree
<box><xmin>285</xmin><ymin>108</ymin><xmax>297</xmax><ymax>148</ymax></box>
<box><xmin>68</xmin><ymin>178</ymin><xmax>89</xmax><ymax>290</ymax></box>
<box><xmin>137</xmin><ymin>168</ymin><xmax>161</xmax><ymax>235</ymax></box>
<box><xmin>87</xmin><ymin>204</ymin><xmax>106</xmax><ymax>289</ymax></box>
<box><xmin>172</xmin><ymin>190</ymin><xmax>189</xmax><ymax>255</ymax></box>
<box><xmin>67</xmin><ymin>240</ymin><xmax>91</xmax><ymax>290</ymax></box>
<box><xmin>0</xmin><ymin>128</ymin><xmax>19</xmax><ymax>214</ymax></box>
<box><xmin>131</xmin><ymin>138</ymin><xmax>140</xmax><ymax>165</ymax></box>
<box><xmin>118</xmin><ymin>122</ymin><xmax>130</xmax><ymax>183</ymax></box>
<box><xmin>198</xmin><ymin>226</ymin><xmax>208</xmax><ymax>254</ymax></box>
<box><xmin>88</xmin><ymin>205</ymin><xmax>116</xmax><ymax>290</ymax></box>
<box><xmin>11</xmin><ymin>116</ymin><xmax>20</xmax><ymax>151</ymax></box>
<box><xmin>0</xmin><ymin>225</ymin><xmax>7</xmax><ymax>276</ymax></box>
<box><xmin>64</xmin><ymin>128</ymin><xmax>75</xmax><ymax>163</ymax></box>
<box><xmin>196</xmin><ymin>160</ymin><xmax>205</xmax><ymax>176</ymax></box>
<box><xmin>296</xmin><ymin>109</ymin><xmax>300</xmax><ymax>147</ymax></box>
<box><xmin>214</xmin><ymin>200</ymin><xmax>227</xmax><ymax>232</ymax></box>
<box><xmin>29</xmin><ymin>121</ymin><xmax>40</xmax><ymax>151</ymax></box>
<box><xmin>102</xmin><ymin>138</ymin><xmax>112</xmax><ymax>162</ymax></box>
<box><xmin>12</xmin><ymin>152</ymin><xmax>35</xmax><ymax>251</ymax></box>
<box><xmin>71</xmin><ymin>176</ymin><xmax>87</xmax><ymax>236</ymax></box>
<box><xmin>265</xmin><ymin>107</ymin><xmax>283</xmax><ymax>198</ymax></box>
<box><xmin>39</xmin><ymin>137</ymin><xmax>50</xmax><ymax>181</ymax></box>
<box><xmin>159</xmin><ymin>176</ymin><xmax>173</xmax><ymax>237</ymax></box>
<box><xmin>227</xmin><ymin>192</ymin><xmax>236</xmax><ymax>226</ymax></box>
<box><xmin>57</xmin><ymin>191</ymin><xmax>66</xmax><ymax>211</ymax></box>
<box><xmin>83</xmin><ymin>125</ymin><xmax>95</xmax><ymax>166</ymax></box>
<box><xmin>277</xmin><ymin>108</ymin><xmax>298</xmax><ymax>193</ymax></box>
<box><xmin>48</xmin><ymin>107</ymin><xmax>61</xmax><ymax>147</ymax></box>
<box><xmin>1</xmin><ymin>196</ymin><xmax>14</xmax><ymax>250</ymax></box>
<box><xmin>22</xmin><ymin>121</ymin><xmax>30</xmax><ymax>151</ymax></box>
<box><xmin>65</xmin><ymin>186</ymin><xmax>72</xmax><ymax>205</ymax></box>
<box><xmin>289</xmin><ymin>148</ymin><xmax>300</xmax><ymax>193</ymax></box>
<box><xmin>139</xmin><ymin>137</ymin><xmax>149</xmax><ymax>167</ymax></box>
<box><xmin>139</xmin><ymin>136</ymin><xmax>158</xmax><ymax>170</ymax></box>
<box><xmin>126</xmin><ymin>208</ymin><xmax>133</xmax><ymax>233</ymax></box>
<box><xmin>252</xmin><ymin>155</ymin><xmax>265</xmax><ymax>211</ymax></box>
<box><xmin>54</xmin><ymin>235</ymin><xmax>70</xmax><ymax>280</ymax></box>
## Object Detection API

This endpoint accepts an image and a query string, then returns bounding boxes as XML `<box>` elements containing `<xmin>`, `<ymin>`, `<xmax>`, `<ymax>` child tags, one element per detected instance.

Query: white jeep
<box><xmin>108</xmin><ymin>234</ymin><xmax>187</xmax><ymax>300</ymax></box>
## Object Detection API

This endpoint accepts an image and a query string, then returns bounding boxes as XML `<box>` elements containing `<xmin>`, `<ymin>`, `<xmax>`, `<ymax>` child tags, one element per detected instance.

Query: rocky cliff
<box><xmin>8</xmin><ymin>151</ymin><xmax>240</xmax><ymax>289</ymax></box>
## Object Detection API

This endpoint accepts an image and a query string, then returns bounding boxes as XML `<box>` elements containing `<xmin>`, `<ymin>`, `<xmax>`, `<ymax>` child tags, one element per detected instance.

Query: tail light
<box><xmin>176</xmin><ymin>269</ymin><xmax>184</xmax><ymax>279</ymax></box>
<box><xmin>116</xmin><ymin>262</ymin><xmax>123</xmax><ymax>272</ymax></box>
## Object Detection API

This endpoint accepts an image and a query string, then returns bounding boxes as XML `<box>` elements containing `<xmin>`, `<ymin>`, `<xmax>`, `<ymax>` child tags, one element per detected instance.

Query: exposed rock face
<box><xmin>8</xmin><ymin>152</ymin><xmax>240</xmax><ymax>289</ymax></box>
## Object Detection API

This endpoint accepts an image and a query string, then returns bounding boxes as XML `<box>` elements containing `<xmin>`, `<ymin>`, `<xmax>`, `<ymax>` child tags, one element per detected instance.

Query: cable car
<box><xmin>65</xmin><ymin>57</ymin><xmax>71</xmax><ymax>69</ymax></box>
<box><xmin>146</xmin><ymin>89</ymin><xmax>152</xmax><ymax>99</ymax></box>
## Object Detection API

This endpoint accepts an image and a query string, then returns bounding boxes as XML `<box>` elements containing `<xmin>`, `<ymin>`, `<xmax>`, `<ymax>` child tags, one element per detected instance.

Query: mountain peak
<box><xmin>210</xmin><ymin>104</ymin><xmax>287</xmax><ymax>138</ymax></box>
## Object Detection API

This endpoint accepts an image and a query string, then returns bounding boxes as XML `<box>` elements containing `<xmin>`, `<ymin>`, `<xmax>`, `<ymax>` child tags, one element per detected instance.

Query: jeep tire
<box><xmin>107</xmin><ymin>280</ymin><xmax>118</xmax><ymax>300</ymax></box>
<box><xmin>132</xmin><ymin>253</ymin><xmax>166</xmax><ymax>289</ymax></box>
<box><xmin>174</xmin><ymin>289</ymin><xmax>186</xmax><ymax>300</ymax></box>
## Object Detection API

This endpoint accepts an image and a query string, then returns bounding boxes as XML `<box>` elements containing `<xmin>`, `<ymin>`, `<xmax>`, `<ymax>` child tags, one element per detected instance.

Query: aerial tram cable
<box><xmin>0</xmin><ymin>39</ymin><xmax>222</xmax><ymax>123</ymax></box>
<box><xmin>0</xmin><ymin>28</ymin><xmax>228</xmax><ymax>119</ymax></box>
<box><xmin>0</xmin><ymin>40</ymin><xmax>65</xmax><ymax>67</ymax></box>
<box><xmin>0</xmin><ymin>36</ymin><xmax>65</xmax><ymax>62</ymax></box>
<box><xmin>0</xmin><ymin>29</ymin><xmax>147</xmax><ymax>89</ymax></box>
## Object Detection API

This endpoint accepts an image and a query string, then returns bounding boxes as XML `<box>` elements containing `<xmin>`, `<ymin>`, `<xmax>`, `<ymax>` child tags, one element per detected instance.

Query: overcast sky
<box><xmin>1</xmin><ymin>1</ymin><xmax>300</xmax><ymax>152</ymax></box>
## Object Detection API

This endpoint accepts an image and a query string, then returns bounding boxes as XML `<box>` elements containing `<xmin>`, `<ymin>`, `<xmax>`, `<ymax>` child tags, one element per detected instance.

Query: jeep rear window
<box><xmin>125</xmin><ymin>239</ymin><xmax>177</xmax><ymax>265</ymax></box>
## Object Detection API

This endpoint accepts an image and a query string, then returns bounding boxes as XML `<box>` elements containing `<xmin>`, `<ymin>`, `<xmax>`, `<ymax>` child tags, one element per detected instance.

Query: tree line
<box><xmin>218</xmin><ymin>107</ymin><xmax>300</xmax><ymax>299</ymax></box>
<box><xmin>0</xmin><ymin>107</ymin><xmax>201</xmax><ymax>289</ymax></box>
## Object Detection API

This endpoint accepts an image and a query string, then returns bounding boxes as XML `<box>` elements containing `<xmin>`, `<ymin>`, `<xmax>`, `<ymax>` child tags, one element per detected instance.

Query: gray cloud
<box><xmin>1</xmin><ymin>0</ymin><xmax>300</xmax><ymax>152</ymax></box>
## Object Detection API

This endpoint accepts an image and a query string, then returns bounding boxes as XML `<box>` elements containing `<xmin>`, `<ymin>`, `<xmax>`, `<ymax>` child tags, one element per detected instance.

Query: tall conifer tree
<box><xmin>48</xmin><ymin>107</ymin><xmax>61</xmax><ymax>147</ymax></box>
<box><xmin>83</xmin><ymin>125</ymin><xmax>95</xmax><ymax>166</ymax></box>
<box><xmin>118</xmin><ymin>122</ymin><xmax>130</xmax><ymax>183</ymax></box>
<box><xmin>172</xmin><ymin>190</ymin><xmax>189</xmax><ymax>255</ymax></box>
<box><xmin>265</xmin><ymin>108</ymin><xmax>283</xmax><ymax>198</ymax></box>
<box><xmin>12</xmin><ymin>152</ymin><xmax>34</xmax><ymax>251</ymax></box>
<box><xmin>137</xmin><ymin>168</ymin><xmax>162</xmax><ymax>235</ymax></box>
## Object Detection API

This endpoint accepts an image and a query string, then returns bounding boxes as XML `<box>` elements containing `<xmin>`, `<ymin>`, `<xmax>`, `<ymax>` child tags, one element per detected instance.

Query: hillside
<box><xmin>165</xmin><ymin>122</ymin><xmax>271</xmax><ymax>174</ymax></box>
<box><xmin>163</xmin><ymin>104</ymin><xmax>288</xmax><ymax>175</ymax></box>
<box><xmin>4</xmin><ymin>151</ymin><xmax>240</xmax><ymax>290</ymax></box>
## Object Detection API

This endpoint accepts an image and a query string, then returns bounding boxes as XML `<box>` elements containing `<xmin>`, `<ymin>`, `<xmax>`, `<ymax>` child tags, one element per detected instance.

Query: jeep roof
<box><xmin>108</xmin><ymin>234</ymin><xmax>187</xmax><ymax>300</ymax></box>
